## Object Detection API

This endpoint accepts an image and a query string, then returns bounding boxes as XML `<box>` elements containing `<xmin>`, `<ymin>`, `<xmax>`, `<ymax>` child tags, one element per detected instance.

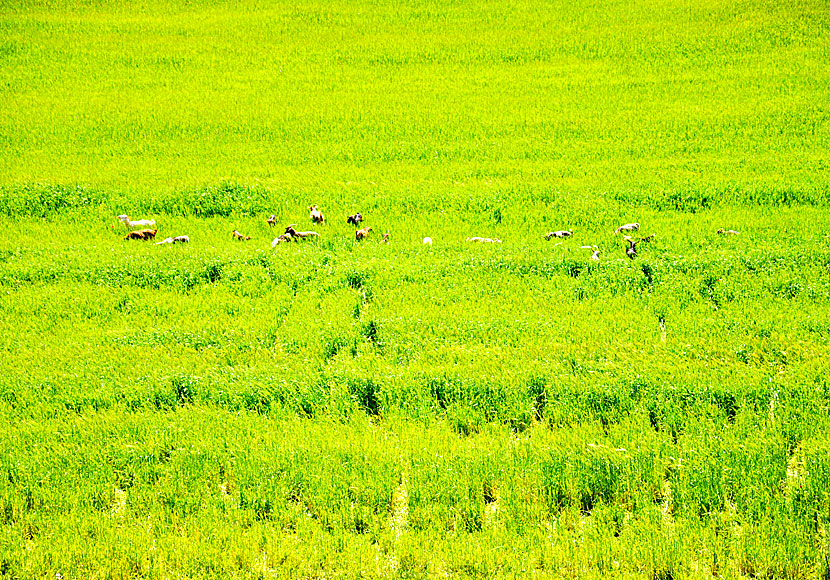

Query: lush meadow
<box><xmin>1</xmin><ymin>0</ymin><xmax>830</xmax><ymax>577</ymax></box>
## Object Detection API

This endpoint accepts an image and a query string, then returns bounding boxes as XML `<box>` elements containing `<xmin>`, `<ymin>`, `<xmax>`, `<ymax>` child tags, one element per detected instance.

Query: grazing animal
<box><xmin>155</xmin><ymin>235</ymin><xmax>189</xmax><ymax>245</ymax></box>
<box><xmin>272</xmin><ymin>233</ymin><xmax>292</xmax><ymax>247</ymax></box>
<box><xmin>423</xmin><ymin>237</ymin><xmax>433</xmax><ymax>246</ymax></box>
<box><xmin>624</xmin><ymin>236</ymin><xmax>639</xmax><ymax>259</ymax></box>
<box><xmin>466</xmin><ymin>237</ymin><xmax>502</xmax><ymax>243</ymax></box>
<box><xmin>124</xmin><ymin>229</ymin><xmax>157</xmax><ymax>241</ymax></box>
<box><xmin>545</xmin><ymin>230</ymin><xmax>573</xmax><ymax>240</ymax></box>
<box><xmin>347</xmin><ymin>213</ymin><xmax>363</xmax><ymax>226</ymax></box>
<box><xmin>356</xmin><ymin>226</ymin><xmax>373</xmax><ymax>241</ymax></box>
<box><xmin>380</xmin><ymin>233</ymin><xmax>390</xmax><ymax>243</ymax></box>
<box><xmin>267</xmin><ymin>215</ymin><xmax>277</xmax><ymax>227</ymax></box>
<box><xmin>284</xmin><ymin>225</ymin><xmax>319</xmax><ymax>240</ymax></box>
<box><xmin>615</xmin><ymin>222</ymin><xmax>640</xmax><ymax>234</ymax></box>
<box><xmin>581</xmin><ymin>245</ymin><xmax>600</xmax><ymax>262</ymax></box>
<box><xmin>232</xmin><ymin>230</ymin><xmax>251</xmax><ymax>241</ymax></box>
<box><xmin>117</xmin><ymin>215</ymin><xmax>156</xmax><ymax>229</ymax></box>
<box><xmin>309</xmin><ymin>205</ymin><xmax>325</xmax><ymax>224</ymax></box>
<box><xmin>623</xmin><ymin>235</ymin><xmax>653</xmax><ymax>259</ymax></box>
<box><xmin>718</xmin><ymin>228</ymin><xmax>740</xmax><ymax>235</ymax></box>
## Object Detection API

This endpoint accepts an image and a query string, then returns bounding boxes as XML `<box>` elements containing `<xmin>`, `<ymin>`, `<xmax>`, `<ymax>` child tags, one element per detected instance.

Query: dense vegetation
<box><xmin>1</xmin><ymin>0</ymin><xmax>829</xmax><ymax>577</ymax></box>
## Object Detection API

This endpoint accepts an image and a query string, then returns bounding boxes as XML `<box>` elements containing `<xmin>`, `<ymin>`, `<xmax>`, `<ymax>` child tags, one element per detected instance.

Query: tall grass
<box><xmin>1</xmin><ymin>0</ymin><xmax>830</xmax><ymax>576</ymax></box>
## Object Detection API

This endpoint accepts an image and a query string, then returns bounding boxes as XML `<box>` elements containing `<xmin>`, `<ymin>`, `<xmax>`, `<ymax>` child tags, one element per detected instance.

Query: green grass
<box><xmin>1</xmin><ymin>0</ymin><xmax>828</xmax><ymax>199</ymax></box>
<box><xmin>1</xmin><ymin>0</ymin><xmax>830</xmax><ymax>577</ymax></box>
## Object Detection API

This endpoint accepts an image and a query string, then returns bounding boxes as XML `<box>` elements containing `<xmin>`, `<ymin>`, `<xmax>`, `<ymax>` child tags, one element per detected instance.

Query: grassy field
<box><xmin>1</xmin><ymin>0</ymin><xmax>830</xmax><ymax>577</ymax></box>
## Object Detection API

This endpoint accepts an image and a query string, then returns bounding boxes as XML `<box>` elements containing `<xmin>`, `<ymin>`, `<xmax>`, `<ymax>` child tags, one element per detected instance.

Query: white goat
<box><xmin>272</xmin><ymin>233</ymin><xmax>292</xmax><ymax>247</ymax></box>
<box><xmin>581</xmin><ymin>245</ymin><xmax>600</xmax><ymax>262</ymax></box>
<box><xmin>614</xmin><ymin>222</ymin><xmax>639</xmax><ymax>234</ymax></box>
<box><xmin>284</xmin><ymin>225</ymin><xmax>319</xmax><ymax>240</ymax></box>
<box><xmin>309</xmin><ymin>205</ymin><xmax>325</xmax><ymax>224</ymax></box>
<box><xmin>118</xmin><ymin>215</ymin><xmax>156</xmax><ymax>229</ymax></box>
<box><xmin>156</xmin><ymin>235</ymin><xmax>189</xmax><ymax>245</ymax></box>
<box><xmin>423</xmin><ymin>237</ymin><xmax>433</xmax><ymax>246</ymax></box>
<box><xmin>545</xmin><ymin>230</ymin><xmax>572</xmax><ymax>240</ymax></box>
<box><xmin>466</xmin><ymin>237</ymin><xmax>502</xmax><ymax>243</ymax></box>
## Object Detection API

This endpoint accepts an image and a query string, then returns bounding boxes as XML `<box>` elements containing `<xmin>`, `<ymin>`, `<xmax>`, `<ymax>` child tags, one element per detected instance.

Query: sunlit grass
<box><xmin>1</xmin><ymin>0</ymin><xmax>830</xmax><ymax>576</ymax></box>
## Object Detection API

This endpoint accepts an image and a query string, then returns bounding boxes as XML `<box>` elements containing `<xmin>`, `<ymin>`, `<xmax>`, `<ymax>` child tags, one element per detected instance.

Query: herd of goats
<box><xmin>117</xmin><ymin>205</ymin><xmax>741</xmax><ymax>261</ymax></box>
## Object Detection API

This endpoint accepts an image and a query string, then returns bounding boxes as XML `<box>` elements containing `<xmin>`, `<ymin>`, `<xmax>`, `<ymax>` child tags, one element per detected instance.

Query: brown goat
<box><xmin>267</xmin><ymin>215</ymin><xmax>277</xmax><ymax>227</ymax></box>
<box><xmin>232</xmin><ymin>230</ymin><xmax>251</xmax><ymax>240</ymax></box>
<box><xmin>624</xmin><ymin>236</ymin><xmax>639</xmax><ymax>259</ymax></box>
<box><xmin>356</xmin><ymin>226</ymin><xmax>373</xmax><ymax>241</ymax></box>
<box><xmin>623</xmin><ymin>234</ymin><xmax>654</xmax><ymax>259</ymax></box>
<box><xmin>124</xmin><ymin>229</ymin><xmax>157</xmax><ymax>241</ymax></box>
